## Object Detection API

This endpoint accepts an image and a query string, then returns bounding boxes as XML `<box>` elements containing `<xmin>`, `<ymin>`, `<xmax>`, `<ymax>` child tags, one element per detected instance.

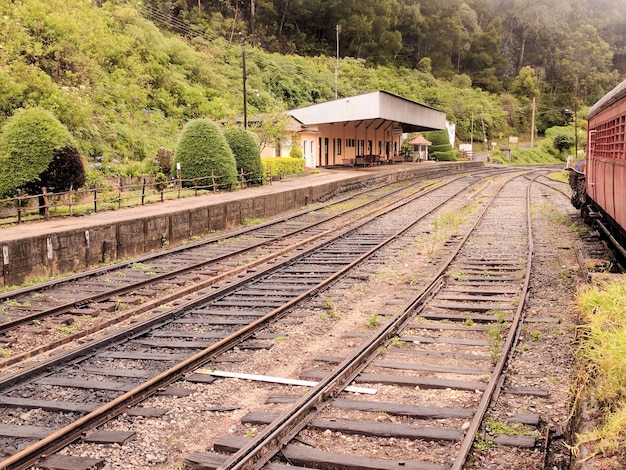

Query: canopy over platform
<box><xmin>288</xmin><ymin>91</ymin><xmax>446</xmax><ymax>133</ymax></box>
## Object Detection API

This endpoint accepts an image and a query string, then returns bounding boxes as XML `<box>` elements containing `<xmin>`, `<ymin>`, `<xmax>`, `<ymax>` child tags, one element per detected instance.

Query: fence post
<box><xmin>68</xmin><ymin>184</ymin><xmax>73</xmax><ymax>216</ymax></box>
<box><xmin>118</xmin><ymin>185</ymin><xmax>122</xmax><ymax>209</ymax></box>
<box><xmin>194</xmin><ymin>178</ymin><xmax>198</xmax><ymax>197</ymax></box>
<box><xmin>16</xmin><ymin>189</ymin><xmax>22</xmax><ymax>224</ymax></box>
<box><xmin>211</xmin><ymin>171</ymin><xmax>217</xmax><ymax>192</ymax></box>
<box><xmin>240</xmin><ymin>169</ymin><xmax>245</xmax><ymax>189</ymax></box>
<box><xmin>93</xmin><ymin>185</ymin><xmax>98</xmax><ymax>213</ymax></box>
<box><xmin>141</xmin><ymin>178</ymin><xmax>146</xmax><ymax>205</ymax></box>
<box><xmin>42</xmin><ymin>187</ymin><xmax>50</xmax><ymax>220</ymax></box>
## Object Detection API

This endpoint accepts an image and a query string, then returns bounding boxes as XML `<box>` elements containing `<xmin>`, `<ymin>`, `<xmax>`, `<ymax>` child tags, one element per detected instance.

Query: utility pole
<box><xmin>334</xmin><ymin>25</ymin><xmax>340</xmax><ymax>99</ymax></box>
<box><xmin>574</xmin><ymin>99</ymin><xmax>578</xmax><ymax>156</ymax></box>
<box><xmin>530</xmin><ymin>96</ymin><xmax>536</xmax><ymax>147</ymax></box>
<box><xmin>240</xmin><ymin>32</ymin><xmax>247</xmax><ymax>129</ymax></box>
<box><xmin>470</xmin><ymin>112</ymin><xmax>474</xmax><ymax>152</ymax></box>
<box><xmin>250</xmin><ymin>0</ymin><xmax>255</xmax><ymax>46</ymax></box>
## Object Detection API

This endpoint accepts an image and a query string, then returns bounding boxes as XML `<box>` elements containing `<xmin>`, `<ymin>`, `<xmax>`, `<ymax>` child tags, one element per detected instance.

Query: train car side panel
<box><xmin>614</xmin><ymin>160</ymin><xmax>626</xmax><ymax>233</ymax></box>
<box><xmin>605</xmin><ymin>161</ymin><xmax>615</xmax><ymax>217</ymax></box>
<box><xmin>590</xmin><ymin>158</ymin><xmax>607</xmax><ymax>213</ymax></box>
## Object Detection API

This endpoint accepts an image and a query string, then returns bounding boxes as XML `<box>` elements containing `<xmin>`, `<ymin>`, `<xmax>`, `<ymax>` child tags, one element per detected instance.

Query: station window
<box><xmin>337</xmin><ymin>138</ymin><xmax>342</xmax><ymax>155</ymax></box>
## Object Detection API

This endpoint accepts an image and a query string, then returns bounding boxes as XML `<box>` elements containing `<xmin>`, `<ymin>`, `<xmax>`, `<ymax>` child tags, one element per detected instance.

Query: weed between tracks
<box><xmin>486</xmin><ymin>310</ymin><xmax>509</xmax><ymax>365</ymax></box>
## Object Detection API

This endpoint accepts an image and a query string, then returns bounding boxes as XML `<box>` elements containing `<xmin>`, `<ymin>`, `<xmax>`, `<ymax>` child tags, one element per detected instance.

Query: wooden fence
<box><xmin>0</xmin><ymin>169</ymin><xmax>266</xmax><ymax>226</ymax></box>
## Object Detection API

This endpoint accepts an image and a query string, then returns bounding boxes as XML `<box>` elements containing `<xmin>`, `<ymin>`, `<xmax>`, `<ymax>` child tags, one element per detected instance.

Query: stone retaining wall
<box><xmin>0</xmin><ymin>162</ymin><xmax>482</xmax><ymax>287</ymax></box>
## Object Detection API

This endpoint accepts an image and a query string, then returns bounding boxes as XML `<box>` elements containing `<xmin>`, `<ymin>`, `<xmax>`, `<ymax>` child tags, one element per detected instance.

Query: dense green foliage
<box><xmin>424</xmin><ymin>130</ymin><xmax>457</xmax><ymax>161</ymax></box>
<box><xmin>148</xmin><ymin>0</ymin><xmax>624</xmax><ymax>100</ymax></box>
<box><xmin>262</xmin><ymin>157</ymin><xmax>305</xmax><ymax>179</ymax></box>
<box><xmin>223</xmin><ymin>126</ymin><xmax>264</xmax><ymax>185</ymax></box>
<box><xmin>36</xmin><ymin>146</ymin><xmax>87</xmax><ymax>193</ymax></box>
<box><xmin>173</xmin><ymin>119</ymin><xmax>238</xmax><ymax>189</ymax></box>
<box><xmin>0</xmin><ymin>107</ymin><xmax>74</xmax><ymax>196</ymax></box>
<box><xmin>0</xmin><ymin>0</ymin><xmax>624</xmax><ymax>168</ymax></box>
<box><xmin>490</xmin><ymin>146</ymin><xmax>564</xmax><ymax>165</ymax></box>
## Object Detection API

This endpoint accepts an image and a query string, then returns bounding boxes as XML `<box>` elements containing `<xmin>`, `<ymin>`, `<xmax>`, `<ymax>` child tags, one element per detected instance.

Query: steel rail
<box><xmin>0</xmin><ymin>174</ymin><xmax>439</xmax><ymax>303</ymax></box>
<box><xmin>0</xmin><ymin>178</ymin><xmax>447</xmax><ymax>335</ymax></box>
<box><xmin>0</xmin><ymin>178</ymin><xmax>455</xmax><ymax>372</ymax></box>
<box><xmin>213</xmin><ymin>171</ymin><xmax>532</xmax><ymax>470</ymax></box>
<box><xmin>0</xmin><ymin>172</ymin><xmax>480</xmax><ymax>470</ymax></box>
<box><xmin>450</xmin><ymin>174</ymin><xmax>535</xmax><ymax>469</ymax></box>
<box><xmin>0</xmin><ymin>165</ymin><xmax>519</xmax><ymax>305</ymax></box>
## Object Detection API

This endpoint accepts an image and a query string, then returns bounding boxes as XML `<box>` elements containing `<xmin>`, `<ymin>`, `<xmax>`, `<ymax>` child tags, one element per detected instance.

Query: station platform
<box><xmin>0</xmin><ymin>161</ymin><xmax>482</xmax><ymax>287</ymax></box>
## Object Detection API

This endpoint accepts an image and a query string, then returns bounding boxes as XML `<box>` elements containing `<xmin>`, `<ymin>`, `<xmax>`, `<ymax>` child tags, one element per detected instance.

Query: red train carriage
<box><xmin>570</xmin><ymin>78</ymin><xmax>626</xmax><ymax>258</ymax></box>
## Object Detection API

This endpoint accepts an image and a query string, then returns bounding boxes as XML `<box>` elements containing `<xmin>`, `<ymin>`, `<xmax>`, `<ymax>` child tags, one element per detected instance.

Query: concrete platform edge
<box><xmin>0</xmin><ymin>162</ymin><xmax>482</xmax><ymax>287</ymax></box>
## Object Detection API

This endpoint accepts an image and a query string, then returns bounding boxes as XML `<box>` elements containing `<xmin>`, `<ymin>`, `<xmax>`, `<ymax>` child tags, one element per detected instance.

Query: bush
<box><xmin>424</xmin><ymin>130</ymin><xmax>456</xmax><ymax>161</ymax></box>
<box><xmin>0</xmin><ymin>107</ymin><xmax>74</xmax><ymax>196</ymax></box>
<box><xmin>223</xmin><ymin>126</ymin><xmax>264</xmax><ymax>186</ymax></box>
<box><xmin>433</xmin><ymin>150</ymin><xmax>458</xmax><ymax>161</ymax></box>
<box><xmin>37</xmin><ymin>146</ymin><xmax>86</xmax><ymax>192</ymax></box>
<box><xmin>154</xmin><ymin>172</ymin><xmax>167</xmax><ymax>192</ymax></box>
<box><xmin>155</xmin><ymin>147</ymin><xmax>174</xmax><ymax>176</ymax></box>
<box><xmin>290</xmin><ymin>147</ymin><xmax>303</xmax><ymax>159</ymax></box>
<box><xmin>545</xmin><ymin>126</ymin><xmax>576</xmax><ymax>155</ymax></box>
<box><xmin>262</xmin><ymin>157</ymin><xmax>305</xmax><ymax>179</ymax></box>
<box><xmin>173</xmin><ymin>119</ymin><xmax>238</xmax><ymax>190</ymax></box>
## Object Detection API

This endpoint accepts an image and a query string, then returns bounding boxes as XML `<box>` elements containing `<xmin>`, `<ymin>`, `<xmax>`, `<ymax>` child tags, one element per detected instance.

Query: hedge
<box><xmin>262</xmin><ymin>157</ymin><xmax>305</xmax><ymax>179</ymax></box>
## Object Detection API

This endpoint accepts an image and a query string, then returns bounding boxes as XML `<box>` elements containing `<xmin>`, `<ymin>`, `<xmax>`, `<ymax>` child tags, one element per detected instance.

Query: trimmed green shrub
<box><xmin>223</xmin><ymin>126</ymin><xmax>264</xmax><ymax>186</ymax></box>
<box><xmin>424</xmin><ymin>130</ymin><xmax>457</xmax><ymax>161</ymax></box>
<box><xmin>262</xmin><ymin>157</ymin><xmax>305</xmax><ymax>179</ymax></box>
<box><xmin>433</xmin><ymin>150</ymin><xmax>458</xmax><ymax>161</ymax></box>
<box><xmin>0</xmin><ymin>107</ymin><xmax>74</xmax><ymax>196</ymax></box>
<box><xmin>173</xmin><ymin>119</ymin><xmax>238</xmax><ymax>190</ymax></box>
<box><xmin>290</xmin><ymin>147</ymin><xmax>303</xmax><ymax>159</ymax></box>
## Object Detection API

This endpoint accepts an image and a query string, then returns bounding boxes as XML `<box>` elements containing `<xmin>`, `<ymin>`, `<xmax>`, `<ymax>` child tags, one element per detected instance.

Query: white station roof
<box><xmin>287</xmin><ymin>90</ymin><xmax>447</xmax><ymax>132</ymax></box>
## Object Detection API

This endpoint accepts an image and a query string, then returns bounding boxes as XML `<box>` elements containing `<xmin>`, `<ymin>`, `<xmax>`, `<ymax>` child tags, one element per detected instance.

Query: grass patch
<box><xmin>490</xmin><ymin>145</ymin><xmax>565</xmax><ymax>165</ymax></box>
<box><xmin>242</xmin><ymin>217</ymin><xmax>264</xmax><ymax>226</ymax></box>
<box><xmin>574</xmin><ymin>278</ymin><xmax>626</xmax><ymax>457</ymax></box>
<box><xmin>546</xmin><ymin>170</ymin><xmax>570</xmax><ymax>183</ymax></box>
<box><xmin>486</xmin><ymin>419</ymin><xmax>534</xmax><ymax>436</ymax></box>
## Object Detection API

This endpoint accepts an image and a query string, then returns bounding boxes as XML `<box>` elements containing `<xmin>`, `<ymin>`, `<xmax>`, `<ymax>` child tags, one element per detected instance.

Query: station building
<box><xmin>285</xmin><ymin>90</ymin><xmax>447</xmax><ymax>168</ymax></box>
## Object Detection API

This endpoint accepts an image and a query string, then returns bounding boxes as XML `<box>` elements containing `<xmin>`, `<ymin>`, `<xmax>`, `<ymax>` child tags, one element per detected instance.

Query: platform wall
<box><xmin>0</xmin><ymin>162</ymin><xmax>482</xmax><ymax>287</ymax></box>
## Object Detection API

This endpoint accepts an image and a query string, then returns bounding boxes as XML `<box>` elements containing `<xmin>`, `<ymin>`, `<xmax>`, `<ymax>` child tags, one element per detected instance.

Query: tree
<box><xmin>0</xmin><ymin>107</ymin><xmax>74</xmax><ymax>196</ymax></box>
<box><xmin>252</xmin><ymin>111</ymin><xmax>290</xmax><ymax>155</ymax></box>
<box><xmin>224</xmin><ymin>126</ymin><xmax>264</xmax><ymax>185</ymax></box>
<box><xmin>173</xmin><ymin>119</ymin><xmax>238</xmax><ymax>189</ymax></box>
<box><xmin>21</xmin><ymin>145</ymin><xmax>87</xmax><ymax>215</ymax></box>
<box><xmin>511</xmin><ymin>66</ymin><xmax>540</xmax><ymax>99</ymax></box>
<box><xmin>461</xmin><ymin>18</ymin><xmax>507</xmax><ymax>93</ymax></box>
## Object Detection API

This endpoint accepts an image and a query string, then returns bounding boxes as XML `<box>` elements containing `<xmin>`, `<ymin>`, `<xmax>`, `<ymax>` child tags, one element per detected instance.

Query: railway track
<box><xmin>0</xmin><ymin>166</ymin><xmax>584</xmax><ymax>470</ymax></box>
<box><xmin>0</xmin><ymin>167</ymin><xmax>522</xmax><ymax>469</ymax></box>
<box><xmin>0</xmin><ymin>168</ymin><xmax>480</xmax><ymax>373</ymax></box>
<box><xmin>180</xmin><ymin>171</ymin><xmax>537</xmax><ymax>470</ymax></box>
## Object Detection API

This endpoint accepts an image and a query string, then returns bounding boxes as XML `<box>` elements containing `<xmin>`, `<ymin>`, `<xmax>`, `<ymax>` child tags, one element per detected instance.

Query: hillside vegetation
<box><xmin>1</xmin><ymin>0</ymin><xmax>549</xmax><ymax>167</ymax></box>
<box><xmin>0</xmin><ymin>0</ymin><xmax>615</xmax><ymax>170</ymax></box>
